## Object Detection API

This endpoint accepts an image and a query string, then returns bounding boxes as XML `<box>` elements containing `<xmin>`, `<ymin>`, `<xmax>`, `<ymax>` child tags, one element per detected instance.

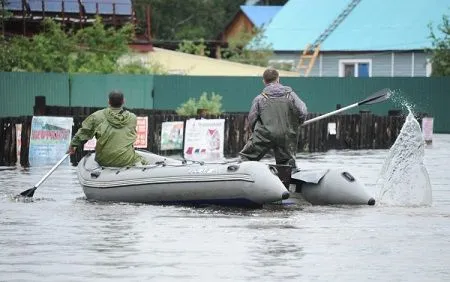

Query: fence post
<box><xmin>34</xmin><ymin>96</ymin><xmax>47</xmax><ymax>116</ymax></box>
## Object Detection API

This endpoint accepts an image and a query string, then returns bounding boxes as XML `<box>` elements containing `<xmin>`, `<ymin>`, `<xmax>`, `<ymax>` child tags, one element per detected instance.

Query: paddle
<box><xmin>19</xmin><ymin>153</ymin><xmax>70</xmax><ymax>198</ymax></box>
<box><xmin>302</xmin><ymin>88</ymin><xmax>392</xmax><ymax>126</ymax></box>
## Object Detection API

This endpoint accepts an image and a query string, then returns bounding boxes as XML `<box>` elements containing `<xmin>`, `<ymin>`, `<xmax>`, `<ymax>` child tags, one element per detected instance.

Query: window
<box><xmin>339</xmin><ymin>59</ymin><xmax>372</xmax><ymax>77</ymax></box>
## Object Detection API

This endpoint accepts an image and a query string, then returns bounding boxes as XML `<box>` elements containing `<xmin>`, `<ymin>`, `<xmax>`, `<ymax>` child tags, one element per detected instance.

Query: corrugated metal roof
<box><xmin>261</xmin><ymin>0</ymin><xmax>350</xmax><ymax>51</ymax></box>
<box><xmin>6</xmin><ymin>0</ymin><xmax>132</xmax><ymax>15</ymax></box>
<box><xmin>240</xmin><ymin>5</ymin><xmax>282</xmax><ymax>27</ymax></box>
<box><xmin>322</xmin><ymin>0</ymin><xmax>449</xmax><ymax>51</ymax></box>
<box><xmin>262</xmin><ymin>0</ymin><xmax>450</xmax><ymax>51</ymax></box>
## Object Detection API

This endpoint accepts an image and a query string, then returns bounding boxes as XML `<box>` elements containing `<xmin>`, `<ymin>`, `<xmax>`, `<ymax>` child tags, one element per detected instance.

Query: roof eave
<box><xmin>274</xmin><ymin>49</ymin><xmax>428</xmax><ymax>53</ymax></box>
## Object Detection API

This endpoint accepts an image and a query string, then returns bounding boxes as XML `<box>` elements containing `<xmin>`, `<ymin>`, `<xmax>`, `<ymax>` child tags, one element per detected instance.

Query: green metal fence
<box><xmin>70</xmin><ymin>74</ymin><xmax>154</xmax><ymax>109</ymax></box>
<box><xmin>153</xmin><ymin>75</ymin><xmax>263</xmax><ymax>113</ymax></box>
<box><xmin>154</xmin><ymin>76</ymin><xmax>449</xmax><ymax>132</ymax></box>
<box><xmin>0</xmin><ymin>72</ymin><xmax>69</xmax><ymax>116</ymax></box>
<box><xmin>1</xmin><ymin>72</ymin><xmax>449</xmax><ymax>132</ymax></box>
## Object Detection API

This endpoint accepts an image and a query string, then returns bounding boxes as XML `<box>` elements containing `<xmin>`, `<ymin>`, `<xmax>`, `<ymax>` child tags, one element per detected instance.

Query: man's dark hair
<box><xmin>109</xmin><ymin>90</ymin><xmax>124</xmax><ymax>107</ymax></box>
<box><xmin>263</xmin><ymin>68</ymin><xmax>279</xmax><ymax>84</ymax></box>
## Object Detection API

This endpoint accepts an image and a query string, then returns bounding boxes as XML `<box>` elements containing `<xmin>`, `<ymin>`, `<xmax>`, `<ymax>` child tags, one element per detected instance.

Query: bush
<box><xmin>177</xmin><ymin>39</ymin><xmax>210</xmax><ymax>56</ymax></box>
<box><xmin>429</xmin><ymin>13</ymin><xmax>450</xmax><ymax>76</ymax></box>
<box><xmin>176</xmin><ymin>92</ymin><xmax>223</xmax><ymax>116</ymax></box>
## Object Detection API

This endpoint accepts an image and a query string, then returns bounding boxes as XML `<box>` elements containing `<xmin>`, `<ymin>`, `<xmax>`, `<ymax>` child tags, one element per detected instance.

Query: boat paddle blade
<box><xmin>358</xmin><ymin>88</ymin><xmax>392</xmax><ymax>106</ymax></box>
<box><xmin>19</xmin><ymin>187</ymin><xmax>37</xmax><ymax>198</ymax></box>
<box><xmin>17</xmin><ymin>153</ymin><xmax>70</xmax><ymax>199</ymax></box>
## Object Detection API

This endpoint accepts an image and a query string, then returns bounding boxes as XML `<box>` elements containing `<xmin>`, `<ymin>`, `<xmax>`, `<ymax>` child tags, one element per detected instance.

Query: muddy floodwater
<box><xmin>1</xmin><ymin>135</ymin><xmax>449</xmax><ymax>282</ymax></box>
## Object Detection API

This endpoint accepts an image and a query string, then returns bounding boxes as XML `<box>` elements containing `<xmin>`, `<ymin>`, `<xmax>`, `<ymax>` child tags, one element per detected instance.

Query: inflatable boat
<box><xmin>77</xmin><ymin>151</ymin><xmax>290</xmax><ymax>207</ymax></box>
<box><xmin>287</xmin><ymin>168</ymin><xmax>376</xmax><ymax>206</ymax></box>
<box><xmin>76</xmin><ymin>151</ymin><xmax>375</xmax><ymax>207</ymax></box>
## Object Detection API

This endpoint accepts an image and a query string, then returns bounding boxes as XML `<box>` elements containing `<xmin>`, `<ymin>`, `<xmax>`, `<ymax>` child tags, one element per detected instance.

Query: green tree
<box><xmin>177</xmin><ymin>38</ymin><xmax>210</xmax><ymax>56</ymax></box>
<box><xmin>0</xmin><ymin>17</ymin><xmax>163</xmax><ymax>74</ymax></box>
<box><xmin>133</xmin><ymin>0</ymin><xmax>245</xmax><ymax>40</ymax></box>
<box><xmin>429</xmin><ymin>13</ymin><xmax>450</xmax><ymax>76</ymax></box>
<box><xmin>1</xmin><ymin>0</ymin><xmax>12</xmax><ymax>35</ymax></box>
<box><xmin>223</xmin><ymin>28</ymin><xmax>273</xmax><ymax>67</ymax></box>
<box><xmin>70</xmin><ymin>17</ymin><xmax>133</xmax><ymax>73</ymax></box>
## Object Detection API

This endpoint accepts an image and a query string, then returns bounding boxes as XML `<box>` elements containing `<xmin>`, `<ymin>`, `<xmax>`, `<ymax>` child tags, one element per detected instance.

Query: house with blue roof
<box><xmin>262</xmin><ymin>0</ymin><xmax>447</xmax><ymax>77</ymax></box>
<box><xmin>220</xmin><ymin>5</ymin><xmax>282</xmax><ymax>43</ymax></box>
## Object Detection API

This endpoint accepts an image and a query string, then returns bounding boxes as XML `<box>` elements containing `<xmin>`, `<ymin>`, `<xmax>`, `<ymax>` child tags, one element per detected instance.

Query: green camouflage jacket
<box><xmin>70</xmin><ymin>107</ymin><xmax>146</xmax><ymax>167</ymax></box>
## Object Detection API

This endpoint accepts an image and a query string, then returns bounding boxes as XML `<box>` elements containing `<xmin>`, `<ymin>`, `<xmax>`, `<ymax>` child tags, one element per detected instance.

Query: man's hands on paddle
<box><xmin>66</xmin><ymin>146</ymin><xmax>77</xmax><ymax>155</ymax></box>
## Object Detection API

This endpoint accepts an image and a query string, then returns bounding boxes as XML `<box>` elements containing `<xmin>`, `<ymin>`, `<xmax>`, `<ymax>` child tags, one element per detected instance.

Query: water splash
<box><xmin>387</xmin><ymin>89</ymin><xmax>416</xmax><ymax>111</ymax></box>
<box><xmin>376</xmin><ymin>107</ymin><xmax>432</xmax><ymax>206</ymax></box>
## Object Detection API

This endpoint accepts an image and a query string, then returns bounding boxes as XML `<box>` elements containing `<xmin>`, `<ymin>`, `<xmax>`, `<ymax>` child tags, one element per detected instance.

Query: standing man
<box><xmin>239</xmin><ymin>68</ymin><xmax>308</xmax><ymax>170</ymax></box>
<box><xmin>67</xmin><ymin>90</ymin><xmax>147</xmax><ymax>167</ymax></box>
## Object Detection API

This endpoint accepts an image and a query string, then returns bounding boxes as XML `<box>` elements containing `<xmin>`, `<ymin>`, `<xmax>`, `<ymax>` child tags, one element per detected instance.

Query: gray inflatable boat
<box><xmin>77</xmin><ymin>151</ymin><xmax>290</xmax><ymax>207</ymax></box>
<box><xmin>77</xmin><ymin>151</ymin><xmax>375</xmax><ymax>207</ymax></box>
<box><xmin>287</xmin><ymin>168</ymin><xmax>376</xmax><ymax>206</ymax></box>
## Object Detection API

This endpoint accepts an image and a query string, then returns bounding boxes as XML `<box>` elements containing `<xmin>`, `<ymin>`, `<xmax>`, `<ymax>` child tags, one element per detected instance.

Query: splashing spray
<box><xmin>376</xmin><ymin>96</ymin><xmax>432</xmax><ymax>206</ymax></box>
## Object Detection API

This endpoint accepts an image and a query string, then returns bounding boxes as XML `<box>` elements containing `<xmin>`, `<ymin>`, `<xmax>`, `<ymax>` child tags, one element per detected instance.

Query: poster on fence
<box><xmin>15</xmin><ymin>124</ymin><xmax>22</xmax><ymax>165</ymax></box>
<box><xmin>160</xmin><ymin>121</ymin><xmax>184</xmax><ymax>150</ymax></box>
<box><xmin>183</xmin><ymin>118</ymin><xmax>225</xmax><ymax>161</ymax></box>
<box><xmin>29</xmin><ymin>116</ymin><xmax>73</xmax><ymax>166</ymax></box>
<box><xmin>135</xmin><ymin>116</ymin><xmax>148</xmax><ymax>148</ymax></box>
<box><xmin>83</xmin><ymin>116</ymin><xmax>148</xmax><ymax>150</ymax></box>
<box><xmin>422</xmin><ymin>117</ymin><xmax>434</xmax><ymax>144</ymax></box>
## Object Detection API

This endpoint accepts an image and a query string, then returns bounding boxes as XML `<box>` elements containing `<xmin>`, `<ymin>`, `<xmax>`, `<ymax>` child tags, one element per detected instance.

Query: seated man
<box><xmin>67</xmin><ymin>90</ymin><xmax>147</xmax><ymax>167</ymax></box>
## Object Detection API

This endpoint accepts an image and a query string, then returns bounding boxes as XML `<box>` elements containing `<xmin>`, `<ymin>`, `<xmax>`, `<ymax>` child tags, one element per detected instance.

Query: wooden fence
<box><xmin>0</xmin><ymin>102</ymin><xmax>408</xmax><ymax>166</ymax></box>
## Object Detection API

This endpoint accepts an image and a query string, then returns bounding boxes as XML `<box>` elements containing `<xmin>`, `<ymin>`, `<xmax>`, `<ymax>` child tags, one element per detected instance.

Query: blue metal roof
<box><xmin>261</xmin><ymin>0</ymin><xmax>351</xmax><ymax>51</ymax></box>
<box><xmin>240</xmin><ymin>5</ymin><xmax>282</xmax><ymax>28</ymax></box>
<box><xmin>262</xmin><ymin>0</ymin><xmax>450</xmax><ymax>51</ymax></box>
<box><xmin>321</xmin><ymin>0</ymin><xmax>449</xmax><ymax>51</ymax></box>
<box><xmin>5</xmin><ymin>0</ymin><xmax>22</xmax><ymax>10</ymax></box>
<box><xmin>5</xmin><ymin>0</ymin><xmax>132</xmax><ymax>15</ymax></box>
<box><xmin>83</xmin><ymin>0</ymin><xmax>132</xmax><ymax>15</ymax></box>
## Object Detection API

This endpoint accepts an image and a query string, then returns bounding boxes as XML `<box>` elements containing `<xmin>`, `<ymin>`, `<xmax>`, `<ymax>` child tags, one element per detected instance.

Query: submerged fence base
<box><xmin>0</xmin><ymin>104</ymin><xmax>410</xmax><ymax>167</ymax></box>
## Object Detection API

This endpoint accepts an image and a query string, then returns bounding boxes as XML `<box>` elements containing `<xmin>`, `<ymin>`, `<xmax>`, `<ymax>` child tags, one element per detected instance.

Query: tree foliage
<box><xmin>133</xmin><ymin>0</ymin><xmax>246</xmax><ymax>40</ymax></box>
<box><xmin>429</xmin><ymin>14</ymin><xmax>450</xmax><ymax>76</ymax></box>
<box><xmin>176</xmin><ymin>39</ymin><xmax>210</xmax><ymax>56</ymax></box>
<box><xmin>223</xmin><ymin>28</ymin><xmax>273</xmax><ymax>67</ymax></box>
<box><xmin>176</xmin><ymin>92</ymin><xmax>223</xmax><ymax>116</ymax></box>
<box><xmin>176</xmin><ymin>28</ymin><xmax>274</xmax><ymax>67</ymax></box>
<box><xmin>1</xmin><ymin>0</ymin><xmax>12</xmax><ymax>32</ymax></box>
<box><xmin>0</xmin><ymin>18</ymin><xmax>164</xmax><ymax>74</ymax></box>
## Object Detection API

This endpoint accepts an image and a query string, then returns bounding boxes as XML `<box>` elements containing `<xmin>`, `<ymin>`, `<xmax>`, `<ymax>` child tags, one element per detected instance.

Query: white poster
<box><xmin>15</xmin><ymin>124</ymin><xmax>22</xmax><ymax>165</ymax></box>
<box><xmin>134</xmin><ymin>116</ymin><xmax>149</xmax><ymax>148</ymax></box>
<box><xmin>29</xmin><ymin>116</ymin><xmax>73</xmax><ymax>166</ymax></box>
<box><xmin>184</xmin><ymin>119</ymin><xmax>225</xmax><ymax>161</ymax></box>
<box><xmin>161</xmin><ymin>121</ymin><xmax>184</xmax><ymax>150</ymax></box>
<box><xmin>422</xmin><ymin>117</ymin><xmax>434</xmax><ymax>143</ymax></box>
<box><xmin>83</xmin><ymin>116</ymin><xmax>149</xmax><ymax>150</ymax></box>
<box><xmin>327</xmin><ymin>122</ymin><xmax>337</xmax><ymax>135</ymax></box>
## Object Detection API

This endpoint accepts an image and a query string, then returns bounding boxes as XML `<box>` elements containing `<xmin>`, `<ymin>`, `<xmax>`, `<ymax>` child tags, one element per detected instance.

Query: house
<box><xmin>120</xmin><ymin>47</ymin><xmax>299</xmax><ymax>76</ymax></box>
<box><xmin>219</xmin><ymin>5</ymin><xmax>282</xmax><ymax>43</ymax></box>
<box><xmin>262</xmin><ymin>0</ymin><xmax>447</xmax><ymax>77</ymax></box>
<box><xmin>3</xmin><ymin>0</ymin><xmax>153</xmax><ymax>51</ymax></box>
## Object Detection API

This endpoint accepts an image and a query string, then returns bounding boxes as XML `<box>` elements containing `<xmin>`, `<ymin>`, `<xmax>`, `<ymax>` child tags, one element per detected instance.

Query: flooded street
<box><xmin>1</xmin><ymin>135</ymin><xmax>449</xmax><ymax>282</ymax></box>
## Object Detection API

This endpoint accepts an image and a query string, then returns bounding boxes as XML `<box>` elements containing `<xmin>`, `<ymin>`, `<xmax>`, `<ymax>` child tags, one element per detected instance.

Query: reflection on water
<box><xmin>0</xmin><ymin>135</ymin><xmax>449</xmax><ymax>281</ymax></box>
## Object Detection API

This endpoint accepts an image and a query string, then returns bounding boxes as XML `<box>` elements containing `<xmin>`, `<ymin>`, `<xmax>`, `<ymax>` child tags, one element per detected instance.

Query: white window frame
<box><xmin>338</xmin><ymin>59</ymin><xmax>372</xmax><ymax>77</ymax></box>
